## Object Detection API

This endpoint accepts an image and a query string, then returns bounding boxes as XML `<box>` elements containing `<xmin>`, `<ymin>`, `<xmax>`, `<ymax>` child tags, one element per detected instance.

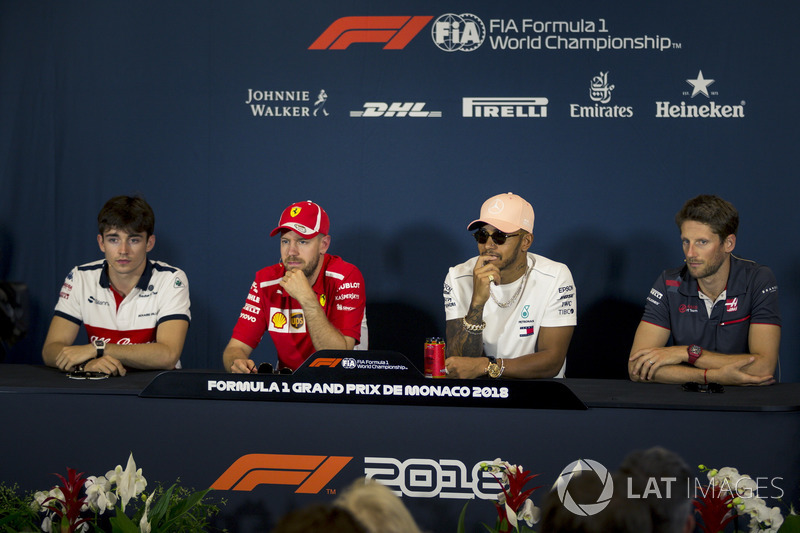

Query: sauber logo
<box><xmin>309</xmin><ymin>16</ymin><xmax>433</xmax><ymax>50</ymax></box>
<box><xmin>308</xmin><ymin>357</ymin><xmax>342</xmax><ymax>368</ymax></box>
<box><xmin>212</xmin><ymin>454</ymin><xmax>352</xmax><ymax>493</ymax></box>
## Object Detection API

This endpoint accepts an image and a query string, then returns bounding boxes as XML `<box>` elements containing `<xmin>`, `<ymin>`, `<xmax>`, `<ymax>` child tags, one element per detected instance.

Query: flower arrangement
<box><xmin>693</xmin><ymin>465</ymin><xmax>787</xmax><ymax>533</ymax></box>
<box><xmin>19</xmin><ymin>453</ymin><xmax>223</xmax><ymax>533</ymax></box>
<box><xmin>457</xmin><ymin>458</ymin><xmax>542</xmax><ymax>533</ymax></box>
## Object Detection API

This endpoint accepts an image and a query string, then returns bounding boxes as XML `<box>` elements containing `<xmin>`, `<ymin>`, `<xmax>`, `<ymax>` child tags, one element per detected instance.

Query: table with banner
<box><xmin>1</xmin><ymin>352</ymin><xmax>798</xmax><ymax>533</ymax></box>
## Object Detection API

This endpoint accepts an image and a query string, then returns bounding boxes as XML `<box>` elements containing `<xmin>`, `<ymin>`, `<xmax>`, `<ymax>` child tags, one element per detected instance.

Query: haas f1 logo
<box><xmin>211</xmin><ymin>454</ymin><xmax>352</xmax><ymax>493</ymax></box>
<box><xmin>310</xmin><ymin>16</ymin><xmax>432</xmax><ymax>50</ymax></box>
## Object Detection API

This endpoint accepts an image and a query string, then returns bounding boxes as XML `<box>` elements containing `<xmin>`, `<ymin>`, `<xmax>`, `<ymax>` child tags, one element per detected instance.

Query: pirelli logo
<box><xmin>309</xmin><ymin>16</ymin><xmax>433</xmax><ymax>50</ymax></box>
<box><xmin>211</xmin><ymin>454</ymin><xmax>352</xmax><ymax>493</ymax></box>
<box><xmin>462</xmin><ymin>97</ymin><xmax>549</xmax><ymax>118</ymax></box>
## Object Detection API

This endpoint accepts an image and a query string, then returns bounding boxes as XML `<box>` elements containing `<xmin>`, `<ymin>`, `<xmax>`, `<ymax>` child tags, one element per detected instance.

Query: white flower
<box><xmin>482</xmin><ymin>458</ymin><xmax>506</xmax><ymax>473</ymax></box>
<box><xmin>139</xmin><ymin>491</ymin><xmax>155</xmax><ymax>533</ymax></box>
<box><xmin>85</xmin><ymin>475</ymin><xmax>118</xmax><ymax>514</ymax></box>
<box><xmin>497</xmin><ymin>491</ymin><xmax>507</xmax><ymax>506</ymax></box>
<box><xmin>30</xmin><ymin>490</ymin><xmax>50</xmax><ymax>511</ymax></box>
<box><xmin>709</xmin><ymin>467</ymin><xmax>740</xmax><ymax>487</ymax></box>
<box><xmin>32</xmin><ymin>487</ymin><xmax>65</xmax><ymax>513</ymax></box>
<box><xmin>107</xmin><ymin>453</ymin><xmax>147</xmax><ymax>512</ymax></box>
<box><xmin>41</xmin><ymin>515</ymin><xmax>53</xmax><ymax>533</ymax></box>
<box><xmin>517</xmin><ymin>499</ymin><xmax>541</xmax><ymax>527</ymax></box>
<box><xmin>750</xmin><ymin>504</ymin><xmax>784</xmax><ymax>533</ymax></box>
<box><xmin>737</xmin><ymin>495</ymin><xmax>765</xmax><ymax>514</ymax></box>
<box><xmin>506</xmin><ymin>502</ymin><xmax>519</xmax><ymax>530</ymax></box>
<box><xmin>733</xmin><ymin>475</ymin><xmax>758</xmax><ymax>498</ymax></box>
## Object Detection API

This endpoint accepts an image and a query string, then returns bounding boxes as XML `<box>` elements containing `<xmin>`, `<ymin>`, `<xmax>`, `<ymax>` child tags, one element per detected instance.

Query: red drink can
<box><xmin>424</xmin><ymin>337</ymin><xmax>446</xmax><ymax>379</ymax></box>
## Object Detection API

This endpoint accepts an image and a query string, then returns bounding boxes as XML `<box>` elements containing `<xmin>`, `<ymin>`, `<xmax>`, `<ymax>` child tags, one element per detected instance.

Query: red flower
<box><xmin>693</xmin><ymin>483</ymin><xmax>736</xmax><ymax>533</ymax></box>
<box><xmin>43</xmin><ymin>467</ymin><xmax>92</xmax><ymax>533</ymax></box>
<box><xmin>487</xmin><ymin>465</ymin><xmax>542</xmax><ymax>533</ymax></box>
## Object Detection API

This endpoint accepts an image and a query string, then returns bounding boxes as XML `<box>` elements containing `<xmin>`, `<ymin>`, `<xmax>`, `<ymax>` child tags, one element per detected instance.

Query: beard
<box><xmin>284</xmin><ymin>253</ymin><xmax>321</xmax><ymax>279</ymax></box>
<box><xmin>688</xmin><ymin>255</ymin><xmax>725</xmax><ymax>280</ymax></box>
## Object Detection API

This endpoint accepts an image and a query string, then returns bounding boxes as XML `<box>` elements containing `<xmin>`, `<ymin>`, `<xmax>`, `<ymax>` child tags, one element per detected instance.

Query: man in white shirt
<box><xmin>42</xmin><ymin>196</ymin><xmax>191</xmax><ymax>376</ymax></box>
<box><xmin>443</xmin><ymin>192</ymin><xmax>577</xmax><ymax>379</ymax></box>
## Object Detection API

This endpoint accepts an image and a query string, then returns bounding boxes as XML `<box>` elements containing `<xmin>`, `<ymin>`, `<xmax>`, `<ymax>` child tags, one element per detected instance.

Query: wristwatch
<box><xmin>486</xmin><ymin>356</ymin><xmax>502</xmax><ymax>379</ymax></box>
<box><xmin>687</xmin><ymin>344</ymin><xmax>703</xmax><ymax>366</ymax></box>
<box><xmin>93</xmin><ymin>339</ymin><xmax>106</xmax><ymax>358</ymax></box>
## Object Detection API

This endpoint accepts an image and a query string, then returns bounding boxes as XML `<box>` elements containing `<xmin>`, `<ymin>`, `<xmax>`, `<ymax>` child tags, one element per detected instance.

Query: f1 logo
<box><xmin>211</xmin><ymin>454</ymin><xmax>352</xmax><ymax>493</ymax></box>
<box><xmin>309</xmin><ymin>16</ymin><xmax>433</xmax><ymax>50</ymax></box>
<box><xmin>309</xmin><ymin>357</ymin><xmax>342</xmax><ymax>368</ymax></box>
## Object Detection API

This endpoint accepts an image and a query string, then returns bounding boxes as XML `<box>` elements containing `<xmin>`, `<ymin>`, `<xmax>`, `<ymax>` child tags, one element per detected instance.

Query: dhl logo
<box><xmin>309</xmin><ymin>16</ymin><xmax>433</xmax><ymax>50</ymax></box>
<box><xmin>211</xmin><ymin>454</ymin><xmax>352</xmax><ymax>493</ymax></box>
<box><xmin>308</xmin><ymin>357</ymin><xmax>342</xmax><ymax>368</ymax></box>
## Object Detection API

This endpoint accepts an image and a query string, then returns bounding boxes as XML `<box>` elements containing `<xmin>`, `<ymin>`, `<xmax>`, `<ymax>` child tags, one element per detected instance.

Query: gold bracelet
<box><xmin>461</xmin><ymin>317</ymin><xmax>486</xmax><ymax>334</ymax></box>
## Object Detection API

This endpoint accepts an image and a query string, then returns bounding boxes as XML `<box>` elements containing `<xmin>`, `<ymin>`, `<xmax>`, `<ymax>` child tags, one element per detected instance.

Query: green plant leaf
<box><xmin>457</xmin><ymin>501</ymin><xmax>469</xmax><ymax>533</ymax></box>
<box><xmin>109</xmin><ymin>506</ymin><xmax>140</xmax><ymax>533</ymax></box>
<box><xmin>779</xmin><ymin>514</ymin><xmax>800</xmax><ymax>533</ymax></box>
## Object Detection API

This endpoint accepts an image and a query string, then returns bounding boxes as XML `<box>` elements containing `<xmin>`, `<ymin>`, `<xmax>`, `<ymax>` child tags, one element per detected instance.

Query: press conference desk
<box><xmin>1</xmin><ymin>363</ymin><xmax>798</xmax><ymax>533</ymax></box>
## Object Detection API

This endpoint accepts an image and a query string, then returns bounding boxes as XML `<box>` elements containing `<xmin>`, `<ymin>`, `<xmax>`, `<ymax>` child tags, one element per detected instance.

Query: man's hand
<box><xmin>229</xmin><ymin>359</ymin><xmax>257</xmax><ymax>373</ymax></box>
<box><xmin>54</xmin><ymin>344</ymin><xmax>97</xmax><ymax>372</ymax></box>
<box><xmin>445</xmin><ymin>356</ymin><xmax>488</xmax><ymax>379</ymax></box>
<box><xmin>711</xmin><ymin>357</ymin><xmax>774</xmax><ymax>386</ymax></box>
<box><xmin>629</xmin><ymin>345</ymin><xmax>687</xmax><ymax>381</ymax></box>
<box><xmin>84</xmin><ymin>355</ymin><xmax>127</xmax><ymax>376</ymax></box>
<box><xmin>280</xmin><ymin>269</ymin><xmax>317</xmax><ymax>306</ymax></box>
<box><xmin>470</xmin><ymin>254</ymin><xmax>501</xmax><ymax>309</ymax></box>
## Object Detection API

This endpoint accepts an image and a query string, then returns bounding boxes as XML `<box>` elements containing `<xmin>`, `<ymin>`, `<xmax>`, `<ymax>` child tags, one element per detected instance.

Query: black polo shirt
<box><xmin>641</xmin><ymin>255</ymin><xmax>780</xmax><ymax>354</ymax></box>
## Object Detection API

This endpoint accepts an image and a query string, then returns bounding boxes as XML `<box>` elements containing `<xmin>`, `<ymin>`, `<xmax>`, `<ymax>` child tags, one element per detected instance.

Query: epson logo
<box><xmin>351</xmin><ymin>102</ymin><xmax>442</xmax><ymax>118</ymax></box>
<box><xmin>462</xmin><ymin>97</ymin><xmax>548</xmax><ymax>118</ymax></box>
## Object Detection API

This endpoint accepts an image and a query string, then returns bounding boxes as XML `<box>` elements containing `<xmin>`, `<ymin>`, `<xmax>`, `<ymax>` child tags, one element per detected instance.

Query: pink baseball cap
<box><xmin>270</xmin><ymin>201</ymin><xmax>330</xmax><ymax>238</ymax></box>
<box><xmin>467</xmin><ymin>192</ymin><xmax>534</xmax><ymax>233</ymax></box>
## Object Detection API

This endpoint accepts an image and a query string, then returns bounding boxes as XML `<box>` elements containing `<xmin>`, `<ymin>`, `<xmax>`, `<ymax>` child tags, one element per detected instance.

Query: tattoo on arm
<box><xmin>446</xmin><ymin>306</ymin><xmax>485</xmax><ymax>358</ymax></box>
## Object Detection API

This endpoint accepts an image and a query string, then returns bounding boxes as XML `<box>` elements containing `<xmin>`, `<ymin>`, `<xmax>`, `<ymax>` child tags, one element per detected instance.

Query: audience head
<box><xmin>618</xmin><ymin>446</ymin><xmax>695</xmax><ymax>533</ymax></box>
<box><xmin>334</xmin><ymin>478</ymin><xmax>423</xmax><ymax>533</ymax></box>
<box><xmin>540</xmin><ymin>471</ymin><xmax>652</xmax><ymax>533</ymax></box>
<box><xmin>271</xmin><ymin>502</ymin><xmax>365</xmax><ymax>533</ymax></box>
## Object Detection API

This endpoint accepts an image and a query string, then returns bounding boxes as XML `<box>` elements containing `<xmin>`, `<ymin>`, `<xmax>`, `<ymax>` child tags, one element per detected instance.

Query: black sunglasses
<box><xmin>258</xmin><ymin>362</ymin><xmax>293</xmax><ymax>375</ymax></box>
<box><xmin>473</xmin><ymin>228</ymin><xmax>520</xmax><ymax>245</ymax></box>
<box><xmin>681</xmin><ymin>381</ymin><xmax>725</xmax><ymax>393</ymax></box>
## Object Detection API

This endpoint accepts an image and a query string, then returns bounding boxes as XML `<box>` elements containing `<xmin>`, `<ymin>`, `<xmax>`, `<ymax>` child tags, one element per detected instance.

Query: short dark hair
<box><xmin>540</xmin><ymin>472</ymin><xmax>652</xmax><ymax>533</ymax></box>
<box><xmin>619</xmin><ymin>447</ymin><xmax>693</xmax><ymax>533</ymax></box>
<box><xmin>97</xmin><ymin>196</ymin><xmax>155</xmax><ymax>238</ymax></box>
<box><xmin>675</xmin><ymin>195</ymin><xmax>738</xmax><ymax>241</ymax></box>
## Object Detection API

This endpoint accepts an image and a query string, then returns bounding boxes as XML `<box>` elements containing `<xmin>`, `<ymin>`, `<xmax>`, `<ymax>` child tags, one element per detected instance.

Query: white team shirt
<box><xmin>54</xmin><ymin>259</ymin><xmax>191</xmax><ymax>367</ymax></box>
<box><xmin>443</xmin><ymin>253</ymin><xmax>577</xmax><ymax>377</ymax></box>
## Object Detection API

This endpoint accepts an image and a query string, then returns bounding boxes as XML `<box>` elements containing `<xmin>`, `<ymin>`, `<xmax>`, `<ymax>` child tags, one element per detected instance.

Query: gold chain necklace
<box><xmin>490</xmin><ymin>265</ymin><xmax>532</xmax><ymax>308</ymax></box>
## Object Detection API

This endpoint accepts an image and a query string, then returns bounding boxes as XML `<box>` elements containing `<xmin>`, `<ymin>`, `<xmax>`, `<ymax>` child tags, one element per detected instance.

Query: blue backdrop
<box><xmin>2</xmin><ymin>1</ymin><xmax>798</xmax><ymax>381</ymax></box>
